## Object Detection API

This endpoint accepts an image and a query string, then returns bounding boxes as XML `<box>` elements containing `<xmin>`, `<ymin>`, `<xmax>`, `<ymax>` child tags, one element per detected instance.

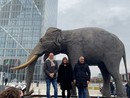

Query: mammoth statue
<box><xmin>11</xmin><ymin>27</ymin><xmax>128</xmax><ymax>97</ymax></box>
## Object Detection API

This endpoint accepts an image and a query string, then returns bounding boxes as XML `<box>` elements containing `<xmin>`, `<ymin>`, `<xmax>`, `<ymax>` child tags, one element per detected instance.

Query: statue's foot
<box><xmin>102</xmin><ymin>91</ymin><xmax>111</xmax><ymax>97</ymax></box>
<box><xmin>25</xmin><ymin>89</ymin><xmax>34</xmax><ymax>96</ymax></box>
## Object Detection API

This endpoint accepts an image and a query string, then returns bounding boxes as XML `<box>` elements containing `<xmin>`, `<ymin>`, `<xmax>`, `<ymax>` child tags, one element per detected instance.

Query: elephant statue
<box><xmin>11</xmin><ymin>27</ymin><xmax>128</xmax><ymax>97</ymax></box>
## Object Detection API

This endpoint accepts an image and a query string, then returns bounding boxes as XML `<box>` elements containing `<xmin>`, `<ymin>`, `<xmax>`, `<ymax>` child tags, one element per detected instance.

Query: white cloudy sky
<box><xmin>56</xmin><ymin>0</ymin><xmax>130</xmax><ymax>76</ymax></box>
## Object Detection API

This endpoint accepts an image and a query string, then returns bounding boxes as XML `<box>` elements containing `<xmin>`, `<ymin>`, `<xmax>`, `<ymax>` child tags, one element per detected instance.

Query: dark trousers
<box><xmin>62</xmin><ymin>89</ymin><xmax>71</xmax><ymax>98</ymax></box>
<box><xmin>77</xmin><ymin>87</ymin><xmax>87</xmax><ymax>98</ymax></box>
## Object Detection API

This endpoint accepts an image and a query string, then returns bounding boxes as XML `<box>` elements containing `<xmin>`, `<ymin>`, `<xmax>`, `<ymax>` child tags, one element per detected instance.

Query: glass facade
<box><xmin>0</xmin><ymin>0</ymin><xmax>58</xmax><ymax>82</ymax></box>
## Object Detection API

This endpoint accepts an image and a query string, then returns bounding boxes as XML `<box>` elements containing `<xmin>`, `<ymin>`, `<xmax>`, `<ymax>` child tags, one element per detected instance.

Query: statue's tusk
<box><xmin>11</xmin><ymin>55</ymin><xmax>38</xmax><ymax>70</ymax></box>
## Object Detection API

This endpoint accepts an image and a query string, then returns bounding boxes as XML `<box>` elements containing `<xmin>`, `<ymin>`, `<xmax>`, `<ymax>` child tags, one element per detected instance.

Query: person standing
<box><xmin>110</xmin><ymin>81</ymin><xmax>115</xmax><ymax>95</ymax></box>
<box><xmin>57</xmin><ymin>57</ymin><xmax>73</xmax><ymax>98</ymax></box>
<box><xmin>126</xmin><ymin>82</ymin><xmax>130</xmax><ymax>98</ymax></box>
<box><xmin>4</xmin><ymin>78</ymin><xmax>8</xmax><ymax>86</ymax></box>
<box><xmin>44</xmin><ymin>53</ymin><xmax>58</xmax><ymax>98</ymax></box>
<box><xmin>74</xmin><ymin>56</ymin><xmax>91</xmax><ymax>98</ymax></box>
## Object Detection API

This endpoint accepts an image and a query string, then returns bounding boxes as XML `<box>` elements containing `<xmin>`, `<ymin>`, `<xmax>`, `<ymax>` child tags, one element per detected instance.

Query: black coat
<box><xmin>74</xmin><ymin>62</ymin><xmax>91</xmax><ymax>88</ymax></box>
<box><xmin>110</xmin><ymin>82</ymin><xmax>114</xmax><ymax>91</ymax></box>
<box><xmin>57</xmin><ymin>63</ymin><xmax>73</xmax><ymax>90</ymax></box>
<box><xmin>126</xmin><ymin>83</ymin><xmax>130</xmax><ymax>98</ymax></box>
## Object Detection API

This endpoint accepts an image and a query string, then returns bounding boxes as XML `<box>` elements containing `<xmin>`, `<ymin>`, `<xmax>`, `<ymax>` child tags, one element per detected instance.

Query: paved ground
<box><xmin>0</xmin><ymin>85</ymin><xmax>5</xmax><ymax>92</ymax></box>
<box><xmin>1</xmin><ymin>82</ymin><xmax>102</xmax><ymax>96</ymax></box>
<box><xmin>29</xmin><ymin>83</ymin><xmax>102</xmax><ymax>96</ymax></box>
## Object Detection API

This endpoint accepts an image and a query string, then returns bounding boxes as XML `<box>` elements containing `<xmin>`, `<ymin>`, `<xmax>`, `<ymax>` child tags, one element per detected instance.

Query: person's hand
<box><xmin>74</xmin><ymin>80</ymin><xmax>76</xmax><ymax>84</ymax></box>
<box><xmin>58</xmin><ymin>83</ymin><xmax>60</xmax><ymax>86</ymax></box>
<box><xmin>49</xmin><ymin>73</ymin><xmax>54</xmax><ymax>78</ymax></box>
<box><xmin>49</xmin><ymin>74</ymin><xmax>53</xmax><ymax>78</ymax></box>
<box><xmin>87</xmin><ymin>81</ymin><xmax>90</xmax><ymax>84</ymax></box>
<box><xmin>57</xmin><ymin>82</ymin><xmax>61</xmax><ymax>87</ymax></box>
<box><xmin>51</xmin><ymin>73</ymin><xmax>54</xmax><ymax>76</ymax></box>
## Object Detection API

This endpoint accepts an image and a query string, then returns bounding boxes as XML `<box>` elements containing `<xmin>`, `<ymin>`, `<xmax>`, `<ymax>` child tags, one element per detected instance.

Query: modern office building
<box><xmin>0</xmin><ymin>0</ymin><xmax>58</xmax><ymax>82</ymax></box>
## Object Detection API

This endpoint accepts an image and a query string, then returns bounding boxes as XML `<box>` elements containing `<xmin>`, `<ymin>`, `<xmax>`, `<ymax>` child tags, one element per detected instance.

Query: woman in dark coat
<box><xmin>57</xmin><ymin>57</ymin><xmax>73</xmax><ymax>98</ymax></box>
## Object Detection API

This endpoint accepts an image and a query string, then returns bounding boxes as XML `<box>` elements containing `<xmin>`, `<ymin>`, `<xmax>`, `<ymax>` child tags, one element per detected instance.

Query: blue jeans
<box><xmin>46</xmin><ymin>78</ymin><xmax>58</xmax><ymax>98</ymax></box>
<box><xmin>77</xmin><ymin>87</ymin><xmax>87</xmax><ymax>98</ymax></box>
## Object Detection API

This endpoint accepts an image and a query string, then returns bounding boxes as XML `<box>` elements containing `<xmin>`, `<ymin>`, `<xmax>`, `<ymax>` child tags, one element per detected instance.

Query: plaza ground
<box><xmin>6</xmin><ymin>82</ymin><xmax>102</xmax><ymax>96</ymax></box>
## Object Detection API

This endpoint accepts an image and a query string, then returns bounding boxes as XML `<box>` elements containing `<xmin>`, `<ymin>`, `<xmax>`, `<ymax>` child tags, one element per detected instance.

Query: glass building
<box><xmin>0</xmin><ymin>0</ymin><xmax>58</xmax><ymax>83</ymax></box>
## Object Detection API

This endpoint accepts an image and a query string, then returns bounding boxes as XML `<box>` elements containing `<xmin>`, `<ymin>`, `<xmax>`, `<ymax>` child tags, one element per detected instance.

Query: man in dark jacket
<box><xmin>126</xmin><ymin>82</ymin><xmax>130</xmax><ymax>98</ymax></box>
<box><xmin>44</xmin><ymin>53</ymin><xmax>58</xmax><ymax>98</ymax></box>
<box><xmin>110</xmin><ymin>81</ymin><xmax>115</xmax><ymax>95</ymax></box>
<box><xmin>4</xmin><ymin>78</ymin><xmax>8</xmax><ymax>86</ymax></box>
<box><xmin>74</xmin><ymin>56</ymin><xmax>91</xmax><ymax>98</ymax></box>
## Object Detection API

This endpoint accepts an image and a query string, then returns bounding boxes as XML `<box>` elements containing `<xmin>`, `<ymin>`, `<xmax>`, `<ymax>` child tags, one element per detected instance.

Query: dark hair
<box><xmin>0</xmin><ymin>87</ymin><xmax>20</xmax><ymax>98</ymax></box>
<box><xmin>62</xmin><ymin>57</ymin><xmax>68</xmax><ymax>64</ymax></box>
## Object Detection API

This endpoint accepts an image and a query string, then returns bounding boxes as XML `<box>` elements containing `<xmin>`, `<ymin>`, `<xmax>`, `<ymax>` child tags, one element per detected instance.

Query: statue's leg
<box><xmin>98</xmin><ymin>62</ymin><xmax>111</xmax><ymax>97</ymax></box>
<box><xmin>67</xmin><ymin>44</ymin><xmax>85</xmax><ymax>97</ymax></box>
<box><xmin>104</xmin><ymin>59</ymin><xmax>127</xmax><ymax>98</ymax></box>
<box><xmin>71</xmin><ymin>83</ymin><xmax>77</xmax><ymax>97</ymax></box>
<box><xmin>68</xmin><ymin>53</ymin><xmax>80</xmax><ymax>97</ymax></box>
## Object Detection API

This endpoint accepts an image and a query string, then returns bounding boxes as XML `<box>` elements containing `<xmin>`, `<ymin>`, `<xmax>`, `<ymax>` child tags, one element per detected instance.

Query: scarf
<box><xmin>49</xmin><ymin>59</ymin><xmax>55</xmax><ymax>67</ymax></box>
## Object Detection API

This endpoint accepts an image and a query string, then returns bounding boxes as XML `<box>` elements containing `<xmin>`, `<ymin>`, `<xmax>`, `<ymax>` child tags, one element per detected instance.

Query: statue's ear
<box><xmin>45</xmin><ymin>27</ymin><xmax>63</xmax><ymax>46</ymax></box>
<box><xmin>46</xmin><ymin>27</ymin><xmax>60</xmax><ymax>34</ymax></box>
<box><xmin>55</xmin><ymin>29</ymin><xmax>62</xmax><ymax>44</ymax></box>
